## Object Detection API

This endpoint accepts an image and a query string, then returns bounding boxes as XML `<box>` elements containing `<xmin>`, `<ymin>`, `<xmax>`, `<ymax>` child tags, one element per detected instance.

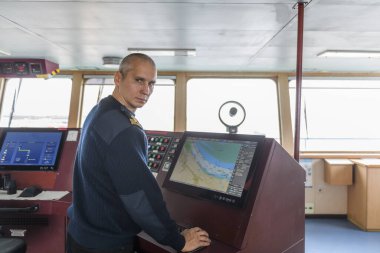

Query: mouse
<box><xmin>19</xmin><ymin>185</ymin><xmax>43</xmax><ymax>197</ymax></box>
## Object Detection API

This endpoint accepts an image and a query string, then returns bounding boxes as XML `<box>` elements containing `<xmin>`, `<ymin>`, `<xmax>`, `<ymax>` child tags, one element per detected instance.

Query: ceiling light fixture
<box><xmin>0</xmin><ymin>49</ymin><xmax>11</xmax><ymax>56</ymax></box>
<box><xmin>102</xmin><ymin>56</ymin><xmax>122</xmax><ymax>68</ymax></box>
<box><xmin>128</xmin><ymin>48</ymin><xmax>196</xmax><ymax>57</ymax></box>
<box><xmin>318</xmin><ymin>50</ymin><xmax>380</xmax><ymax>58</ymax></box>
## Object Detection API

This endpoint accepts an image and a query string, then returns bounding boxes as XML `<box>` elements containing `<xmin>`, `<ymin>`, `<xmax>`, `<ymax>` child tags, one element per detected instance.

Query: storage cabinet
<box><xmin>324</xmin><ymin>159</ymin><xmax>353</xmax><ymax>185</ymax></box>
<box><xmin>348</xmin><ymin>159</ymin><xmax>380</xmax><ymax>231</ymax></box>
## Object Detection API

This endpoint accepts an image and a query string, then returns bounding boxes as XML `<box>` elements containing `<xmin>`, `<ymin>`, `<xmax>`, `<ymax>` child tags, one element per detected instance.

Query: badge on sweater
<box><xmin>129</xmin><ymin>115</ymin><xmax>142</xmax><ymax>129</ymax></box>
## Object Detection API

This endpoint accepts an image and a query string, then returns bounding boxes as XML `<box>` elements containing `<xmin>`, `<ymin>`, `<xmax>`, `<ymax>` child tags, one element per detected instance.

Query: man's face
<box><xmin>114</xmin><ymin>59</ymin><xmax>157</xmax><ymax>112</ymax></box>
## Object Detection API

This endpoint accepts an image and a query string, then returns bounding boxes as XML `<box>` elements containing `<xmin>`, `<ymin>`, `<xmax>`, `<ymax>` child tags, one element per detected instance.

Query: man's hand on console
<box><xmin>181</xmin><ymin>227</ymin><xmax>211</xmax><ymax>252</ymax></box>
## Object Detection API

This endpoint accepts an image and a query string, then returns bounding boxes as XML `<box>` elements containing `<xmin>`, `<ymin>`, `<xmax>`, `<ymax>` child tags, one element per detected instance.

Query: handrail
<box><xmin>0</xmin><ymin>204</ymin><xmax>39</xmax><ymax>213</ymax></box>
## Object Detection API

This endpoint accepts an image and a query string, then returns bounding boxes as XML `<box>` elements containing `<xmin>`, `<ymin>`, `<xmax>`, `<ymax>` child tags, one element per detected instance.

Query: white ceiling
<box><xmin>1</xmin><ymin>0</ymin><xmax>380</xmax><ymax>72</ymax></box>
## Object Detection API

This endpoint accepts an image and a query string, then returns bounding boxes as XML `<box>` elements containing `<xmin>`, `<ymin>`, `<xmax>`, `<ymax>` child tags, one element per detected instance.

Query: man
<box><xmin>67</xmin><ymin>53</ymin><xmax>211</xmax><ymax>253</ymax></box>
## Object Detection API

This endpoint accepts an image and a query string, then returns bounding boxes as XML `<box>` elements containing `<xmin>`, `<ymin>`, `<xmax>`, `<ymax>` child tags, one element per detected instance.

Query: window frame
<box><xmin>289</xmin><ymin>77</ymin><xmax>380</xmax><ymax>152</ymax></box>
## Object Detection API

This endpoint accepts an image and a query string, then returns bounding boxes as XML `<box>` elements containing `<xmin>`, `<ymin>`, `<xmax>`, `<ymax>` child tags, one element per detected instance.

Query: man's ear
<box><xmin>114</xmin><ymin>71</ymin><xmax>121</xmax><ymax>87</ymax></box>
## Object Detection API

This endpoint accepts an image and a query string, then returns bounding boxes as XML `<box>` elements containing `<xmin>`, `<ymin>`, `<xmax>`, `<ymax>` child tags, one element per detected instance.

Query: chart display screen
<box><xmin>164</xmin><ymin>131</ymin><xmax>264</xmax><ymax>207</ymax></box>
<box><xmin>0</xmin><ymin>129</ymin><xmax>65</xmax><ymax>171</ymax></box>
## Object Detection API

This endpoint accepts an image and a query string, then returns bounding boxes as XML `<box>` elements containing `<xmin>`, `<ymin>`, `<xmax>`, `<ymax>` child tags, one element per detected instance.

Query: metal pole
<box><xmin>294</xmin><ymin>2</ymin><xmax>306</xmax><ymax>162</ymax></box>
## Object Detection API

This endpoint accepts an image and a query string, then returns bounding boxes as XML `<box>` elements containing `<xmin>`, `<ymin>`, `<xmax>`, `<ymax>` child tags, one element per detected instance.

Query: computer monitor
<box><xmin>0</xmin><ymin>128</ymin><xmax>66</xmax><ymax>171</ymax></box>
<box><xmin>163</xmin><ymin>131</ymin><xmax>265</xmax><ymax>208</ymax></box>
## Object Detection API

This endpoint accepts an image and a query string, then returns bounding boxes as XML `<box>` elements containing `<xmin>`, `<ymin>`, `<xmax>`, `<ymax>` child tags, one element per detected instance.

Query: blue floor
<box><xmin>306</xmin><ymin>218</ymin><xmax>380</xmax><ymax>253</ymax></box>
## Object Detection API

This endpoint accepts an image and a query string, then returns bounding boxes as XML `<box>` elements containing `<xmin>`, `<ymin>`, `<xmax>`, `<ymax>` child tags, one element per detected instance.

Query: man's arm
<box><xmin>106</xmin><ymin>126</ymin><xmax>185</xmax><ymax>251</ymax></box>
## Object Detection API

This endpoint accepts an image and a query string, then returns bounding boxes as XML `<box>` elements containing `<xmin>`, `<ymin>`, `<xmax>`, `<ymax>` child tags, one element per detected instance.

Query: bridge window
<box><xmin>289</xmin><ymin>79</ymin><xmax>380</xmax><ymax>151</ymax></box>
<box><xmin>0</xmin><ymin>77</ymin><xmax>72</xmax><ymax>127</ymax></box>
<box><xmin>81</xmin><ymin>77</ymin><xmax>175</xmax><ymax>131</ymax></box>
<box><xmin>187</xmin><ymin>78</ymin><xmax>280</xmax><ymax>139</ymax></box>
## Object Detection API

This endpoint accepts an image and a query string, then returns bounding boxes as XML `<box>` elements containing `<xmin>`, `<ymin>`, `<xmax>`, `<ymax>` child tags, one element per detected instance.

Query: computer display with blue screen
<box><xmin>0</xmin><ymin>129</ymin><xmax>65</xmax><ymax>171</ymax></box>
<box><xmin>163</xmin><ymin>131</ymin><xmax>264</xmax><ymax>208</ymax></box>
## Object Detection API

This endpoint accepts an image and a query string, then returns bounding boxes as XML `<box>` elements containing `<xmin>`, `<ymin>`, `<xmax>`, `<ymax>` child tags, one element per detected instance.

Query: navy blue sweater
<box><xmin>67</xmin><ymin>96</ymin><xmax>185</xmax><ymax>251</ymax></box>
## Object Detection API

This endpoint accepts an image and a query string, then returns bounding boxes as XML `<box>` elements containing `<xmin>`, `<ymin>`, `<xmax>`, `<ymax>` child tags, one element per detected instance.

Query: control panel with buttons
<box><xmin>145</xmin><ymin>131</ymin><xmax>183</xmax><ymax>174</ymax></box>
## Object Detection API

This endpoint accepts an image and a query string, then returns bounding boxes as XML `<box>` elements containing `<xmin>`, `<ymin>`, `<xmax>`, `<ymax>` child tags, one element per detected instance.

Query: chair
<box><xmin>0</xmin><ymin>237</ymin><xmax>26</xmax><ymax>253</ymax></box>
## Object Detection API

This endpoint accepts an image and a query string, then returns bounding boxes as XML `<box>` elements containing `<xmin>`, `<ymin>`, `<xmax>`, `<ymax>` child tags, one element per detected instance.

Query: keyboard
<box><xmin>188</xmin><ymin>246</ymin><xmax>206</xmax><ymax>253</ymax></box>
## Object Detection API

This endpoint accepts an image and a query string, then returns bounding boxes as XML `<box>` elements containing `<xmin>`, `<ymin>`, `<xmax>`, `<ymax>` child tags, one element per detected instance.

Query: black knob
<box><xmin>7</xmin><ymin>180</ymin><xmax>17</xmax><ymax>195</ymax></box>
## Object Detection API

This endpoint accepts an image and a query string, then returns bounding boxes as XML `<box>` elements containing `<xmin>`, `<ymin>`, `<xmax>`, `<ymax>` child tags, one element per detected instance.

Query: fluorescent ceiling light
<box><xmin>318</xmin><ymin>50</ymin><xmax>380</xmax><ymax>58</ymax></box>
<box><xmin>0</xmin><ymin>49</ymin><xmax>11</xmax><ymax>56</ymax></box>
<box><xmin>128</xmin><ymin>48</ymin><xmax>196</xmax><ymax>57</ymax></box>
<box><xmin>102</xmin><ymin>56</ymin><xmax>122</xmax><ymax>68</ymax></box>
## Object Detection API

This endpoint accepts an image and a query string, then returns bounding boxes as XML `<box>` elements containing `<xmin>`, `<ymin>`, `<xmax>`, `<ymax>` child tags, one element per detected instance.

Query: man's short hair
<box><xmin>119</xmin><ymin>53</ymin><xmax>156</xmax><ymax>77</ymax></box>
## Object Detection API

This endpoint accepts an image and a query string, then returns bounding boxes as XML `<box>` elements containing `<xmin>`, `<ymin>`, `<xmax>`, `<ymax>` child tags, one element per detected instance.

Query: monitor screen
<box><xmin>0</xmin><ymin>129</ymin><xmax>65</xmax><ymax>171</ymax></box>
<box><xmin>163</xmin><ymin>131</ymin><xmax>264</xmax><ymax>208</ymax></box>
